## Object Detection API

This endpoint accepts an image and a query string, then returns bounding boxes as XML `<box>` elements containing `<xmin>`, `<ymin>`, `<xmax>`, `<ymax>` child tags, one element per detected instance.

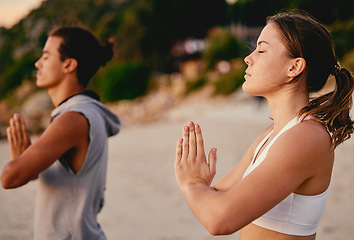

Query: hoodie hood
<box><xmin>51</xmin><ymin>93</ymin><xmax>120</xmax><ymax>137</ymax></box>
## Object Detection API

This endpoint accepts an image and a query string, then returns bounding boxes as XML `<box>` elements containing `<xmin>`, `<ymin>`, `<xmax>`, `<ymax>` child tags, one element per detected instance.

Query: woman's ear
<box><xmin>63</xmin><ymin>58</ymin><xmax>78</xmax><ymax>73</ymax></box>
<box><xmin>288</xmin><ymin>57</ymin><xmax>306</xmax><ymax>78</ymax></box>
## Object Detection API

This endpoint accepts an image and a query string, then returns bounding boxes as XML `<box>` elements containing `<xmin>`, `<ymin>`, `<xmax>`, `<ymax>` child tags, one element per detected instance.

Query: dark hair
<box><xmin>267</xmin><ymin>10</ymin><xmax>354</xmax><ymax>149</ymax></box>
<box><xmin>49</xmin><ymin>26</ymin><xmax>114</xmax><ymax>87</ymax></box>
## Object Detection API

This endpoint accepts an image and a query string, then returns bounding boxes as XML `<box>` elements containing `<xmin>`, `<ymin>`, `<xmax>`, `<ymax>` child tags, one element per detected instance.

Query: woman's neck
<box><xmin>266</xmin><ymin>90</ymin><xmax>309</xmax><ymax>133</ymax></box>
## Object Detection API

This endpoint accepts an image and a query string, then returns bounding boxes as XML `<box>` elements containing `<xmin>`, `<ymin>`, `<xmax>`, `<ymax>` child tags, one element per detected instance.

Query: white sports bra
<box><xmin>242</xmin><ymin>116</ymin><xmax>329</xmax><ymax>236</ymax></box>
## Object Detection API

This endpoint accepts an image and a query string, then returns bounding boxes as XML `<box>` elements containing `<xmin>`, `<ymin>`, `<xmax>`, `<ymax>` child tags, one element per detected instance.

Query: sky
<box><xmin>0</xmin><ymin>0</ymin><xmax>43</xmax><ymax>28</ymax></box>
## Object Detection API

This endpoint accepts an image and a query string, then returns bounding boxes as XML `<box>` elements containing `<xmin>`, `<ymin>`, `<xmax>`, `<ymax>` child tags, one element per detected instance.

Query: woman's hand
<box><xmin>174</xmin><ymin>121</ymin><xmax>217</xmax><ymax>192</ymax></box>
<box><xmin>7</xmin><ymin>113</ymin><xmax>31</xmax><ymax>160</ymax></box>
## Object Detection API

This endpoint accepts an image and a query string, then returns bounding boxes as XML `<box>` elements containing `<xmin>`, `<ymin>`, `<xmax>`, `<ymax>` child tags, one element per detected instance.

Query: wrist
<box><xmin>182</xmin><ymin>181</ymin><xmax>210</xmax><ymax>195</ymax></box>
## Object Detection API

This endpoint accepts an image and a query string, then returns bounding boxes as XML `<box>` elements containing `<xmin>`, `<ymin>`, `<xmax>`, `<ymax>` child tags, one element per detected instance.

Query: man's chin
<box><xmin>35</xmin><ymin>79</ymin><xmax>44</xmax><ymax>88</ymax></box>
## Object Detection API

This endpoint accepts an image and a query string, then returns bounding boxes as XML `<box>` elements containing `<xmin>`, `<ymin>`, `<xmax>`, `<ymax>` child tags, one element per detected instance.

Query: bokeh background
<box><xmin>0</xmin><ymin>0</ymin><xmax>353</xmax><ymax>136</ymax></box>
<box><xmin>0</xmin><ymin>1</ymin><xmax>353</xmax><ymax>239</ymax></box>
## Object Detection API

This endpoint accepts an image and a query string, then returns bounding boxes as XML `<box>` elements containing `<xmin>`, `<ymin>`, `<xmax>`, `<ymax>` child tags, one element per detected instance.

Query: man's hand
<box><xmin>7</xmin><ymin>113</ymin><xmax>31</xmax><ymax>159</ymax></box>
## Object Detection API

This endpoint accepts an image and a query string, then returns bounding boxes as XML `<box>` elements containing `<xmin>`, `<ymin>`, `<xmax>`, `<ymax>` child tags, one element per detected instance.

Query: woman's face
<box><xmin>243</xmin><ymin>22</ymin><xmax>295</xmax><ymax>98</ymax></box>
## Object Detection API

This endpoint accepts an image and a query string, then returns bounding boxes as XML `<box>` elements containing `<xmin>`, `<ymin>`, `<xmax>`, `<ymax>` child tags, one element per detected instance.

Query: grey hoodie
<box><xmin>34</xmin><ymin>94</ymin><xmax>120</xmax><ymax>240</ymax></box>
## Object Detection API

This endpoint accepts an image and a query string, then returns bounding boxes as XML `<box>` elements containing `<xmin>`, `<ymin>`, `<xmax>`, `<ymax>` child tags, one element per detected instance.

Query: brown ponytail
<box><xmin>268</xmin><ymin>10</ymin><xmax>354</xmax><ymax>150</ymax></box>
<box><xmin>299</xmin><ymin>67</ymin><xmax>354</xmax><ymax>149</ymax></box>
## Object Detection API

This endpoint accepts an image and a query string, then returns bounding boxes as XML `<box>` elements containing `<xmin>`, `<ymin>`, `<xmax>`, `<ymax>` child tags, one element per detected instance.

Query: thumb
<box><xmin>208</xmin><ymin>148</ymin><xmax>217</xmax><ymax>177</ymax></box>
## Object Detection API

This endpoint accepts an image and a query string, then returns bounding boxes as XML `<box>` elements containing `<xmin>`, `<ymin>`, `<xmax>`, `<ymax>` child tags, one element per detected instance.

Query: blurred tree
<box><xmin>330</xmin><ymin>19</ymin><xmax>354</xmax><ymax>59</ymax></box>
<box><xmin>115</xmin><ymin>0</ymin><xmax>228</xmax><ymax>71</ymax></box>
<box><xmin>0</xmin><ymin>0</ymin><xmax>352</xmax><ymax>101</ymax></box>
<box><xmin>233</xmin><ymin>0</ymin><xmax>354</xmax><ymax>26</ymax></box>
<box><xmin>203</xmin><ymin>30</ymin><xmax>246</xmax><ymax>70</ymax></box>
<box><xmin>92</xmin><ymin>62</ymin><xmax>151</xmax><ymax>101</ymax></box>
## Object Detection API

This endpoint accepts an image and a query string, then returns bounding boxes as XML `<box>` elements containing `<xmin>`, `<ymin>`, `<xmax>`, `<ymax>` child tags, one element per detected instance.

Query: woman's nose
<box><xmin>244</xmin><ymin>55</ymin><xmax>250</xmax><ymax>65</ymax></box>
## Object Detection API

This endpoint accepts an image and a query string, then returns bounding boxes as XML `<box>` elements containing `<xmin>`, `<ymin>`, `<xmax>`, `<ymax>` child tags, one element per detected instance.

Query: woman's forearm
<box><xmin>183</xmin><ymin>183</ymin><xmax>239</xmax><ymax>235</ymax></box>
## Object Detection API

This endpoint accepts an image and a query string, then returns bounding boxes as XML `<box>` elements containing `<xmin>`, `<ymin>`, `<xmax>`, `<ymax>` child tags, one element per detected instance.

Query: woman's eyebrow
<box><xmin>257</xmin><ymin>40</ymin><xmax>269</xmax><ymax>46</ymax></box>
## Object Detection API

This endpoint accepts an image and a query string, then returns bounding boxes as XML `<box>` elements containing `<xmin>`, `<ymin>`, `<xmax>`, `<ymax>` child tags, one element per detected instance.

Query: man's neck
<box><xmin>48</xmin><ymin>85</ymin><xmax>84</xmax><ymax>107</ymax></box>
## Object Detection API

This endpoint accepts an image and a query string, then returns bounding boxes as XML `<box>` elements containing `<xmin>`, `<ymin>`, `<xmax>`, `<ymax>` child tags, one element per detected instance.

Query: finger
<box><xmin>208</xmin><ymin>148</ymin><xmax>217</xmax><ymax>177</ymax></box>
<box><xmin>188</xmin><ymin>121</ymin><xmax>197</xmax><ymax>159</ymax></box>
<box><xmin>175</xmin><ymin>138</ymin><xmax>183</xmax><ymax>165</ymax></box>
<box><xmin>20</xmin><ymin>116</ymin><xmax>31</xmax><ymax>145</ymax></box>
<box><xmin>9</xmin><ymin>117</ymin><xmax>18</xmax><ymax>145</ymax></box>
<box><xmin>7</xmin><ymin>126</ymin><xmax>17</xmax><ymax>160</ymax></box>
<box><xmin>14</xmin><ymin>114</ymin><xmax>24</xmax><ymax>142</ymax></box>
<box><xmin>6</xmin><ymin>126</ymin><xmax>13</xmax><ymax>145</ymax></box>
<box><xmin>195</xmin><ymin>124</ymin><xmax>205</xmax><ymax>159</ymax></box>
<box><xmin>181</xmin><ymin>125</ymin><xmax>189</xmax><ymax>160</ymax></box>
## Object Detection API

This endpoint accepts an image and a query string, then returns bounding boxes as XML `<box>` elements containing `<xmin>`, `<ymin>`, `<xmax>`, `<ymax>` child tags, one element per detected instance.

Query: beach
<box><xmin>0</xmin><ymin>92</ymin><xmax>353</xmax><ymax>240</ymax></box>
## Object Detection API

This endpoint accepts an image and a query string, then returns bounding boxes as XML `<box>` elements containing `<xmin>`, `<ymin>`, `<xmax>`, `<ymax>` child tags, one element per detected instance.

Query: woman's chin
<box><xmin>242</xmin><ymin>82</ymin><xmax>256</xmax><ymax>96</ymax></box>
<box><xmin>242</xmin><ymin>84</ymin><xmax>266</xmax><ymax>98</ymax></box>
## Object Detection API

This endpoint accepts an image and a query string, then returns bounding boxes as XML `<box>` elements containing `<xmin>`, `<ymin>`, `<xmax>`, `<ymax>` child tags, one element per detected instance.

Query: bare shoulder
<box><xmin>39</xmin><ymin>111</ymin><xmax>89</xmax><ymax>147</ymax></box>
<box><xmin>49</xmin><ymin>111</ymin><xmax>88</xmax><ymax>133</ymax></box>
<box><xmin>278</xmin><ymin>119</ymin><xmax>331</xmax><ymax>155</ymax></box>
<box><xmin>266</xmin><ymin>119</ymin><xmax>333</xmax><ymax>187</ymax></box>
<box><xmin>51</xmin><ymin>111</ymin><xmax>88</xmax><ymax>126</ymax></box>
<box><xmin>298</xmin><ymin>119</ymin><xmax>330</xmax><ymax>139</ymax></box>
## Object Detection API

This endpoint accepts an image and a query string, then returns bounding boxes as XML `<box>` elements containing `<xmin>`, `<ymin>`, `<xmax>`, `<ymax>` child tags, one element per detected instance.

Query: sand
<box><xmin>0</xmin><ymin>93</ymin><xmax>353</xmax><ymax>240</ymax></box>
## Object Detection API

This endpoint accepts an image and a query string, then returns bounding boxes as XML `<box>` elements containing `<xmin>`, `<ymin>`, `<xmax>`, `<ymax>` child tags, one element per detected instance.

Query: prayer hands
<box><xmin>7</xmin><ymin>114</ymin><xmax>31</xmax><ymax>159</ymax></box>
<box><xmin>174</xmin><ymin>121</ymin><xmax>217</xmax><ymax>192</ymax></box>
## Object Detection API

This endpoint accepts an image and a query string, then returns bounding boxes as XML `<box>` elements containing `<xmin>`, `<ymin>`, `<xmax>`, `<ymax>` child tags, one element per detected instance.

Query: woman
<box><xmin>174</xmin><ymin>11</ymin><xmax>353</xmax><ymax>240</ymax></box>
<box><xmin>1</xmin><ymin>27</ymin><xmax>120</xmax><ymax>239</ymax></box>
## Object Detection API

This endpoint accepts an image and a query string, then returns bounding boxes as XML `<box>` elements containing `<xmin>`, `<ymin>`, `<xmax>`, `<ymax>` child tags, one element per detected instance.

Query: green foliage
<box><xmin>330</xmin><ymin>19</ymin><xmax>354</xmax><ymax>59</ymax></box>
<box><xmin>93</xmin><ymin>62</ymin><xmax>151</xmax><ymax>102</ymax></box>
<box><xmin>213</xmin><ymin>66</ymin><xmax>246</xmax><ymax>95</ymax></box>
<box><xmin>119</xmin><ymin>0</ymin><xmax>228</xmax><ymax>70</ymax></box>
<box><xmin>0</xmin><ymin>0</ymin><xmax>353</xmax><ymax>101</ymax></box>
<box><xmin>203</xmin><ymin>31</ymin><xmax>246</xmax><ymax>70</ymax></box>
<box><xmin>240</xmin><ymin>0</ymin><xmax>354</xmax><ymax>26</ymax></box>
<box><xmin>185</xmin><ymin>75</ymin><xmax>207</xmax><ymax>93</ymax></box>
<box><xmin>342</xmin><ymin>50</ymin><xmax>354</xmax><ymax>73</ymax></box>
<box><xmin>0</xmin><ymin>54</ymin><xmax>37</xmax><ymax>99</ymax></box>
<box><xmin>0</xmin><ymin>0</ymin><xmax>229</xmax><ymax>99</ymax></box>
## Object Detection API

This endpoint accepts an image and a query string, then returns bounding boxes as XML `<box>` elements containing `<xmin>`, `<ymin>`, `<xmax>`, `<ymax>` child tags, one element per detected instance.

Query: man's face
<box><xmin>34</xmin><ymin>36</ymin><xmax>66</xmax><ymax>89</ymax></box>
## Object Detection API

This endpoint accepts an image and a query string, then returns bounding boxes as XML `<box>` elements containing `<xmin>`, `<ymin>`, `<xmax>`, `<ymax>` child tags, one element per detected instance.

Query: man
<box><xmin>1</xmin><ymin>27</ymin><xmax>120</xmax><ymax>240</ymax></box>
